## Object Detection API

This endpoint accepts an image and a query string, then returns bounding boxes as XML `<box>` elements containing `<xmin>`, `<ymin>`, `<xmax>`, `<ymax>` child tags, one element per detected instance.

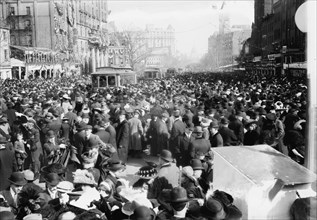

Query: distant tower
<box><xmin>218</xmin><ymin>1</ymin><xmax>230</xmax><ymax>34</ymax></box>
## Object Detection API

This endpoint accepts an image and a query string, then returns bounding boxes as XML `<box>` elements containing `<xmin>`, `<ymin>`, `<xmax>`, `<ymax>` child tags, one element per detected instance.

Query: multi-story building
<box><xmin>0</xmin><ymin>0</ymin><xmax>109</xmax><ymax>78</ymax></box>
<box><xmin>145</xmin><ymin>24</ymin><xmax>175</xmax><ymax>56</ymax></box>
<box><xmin>144</xmin><ymin>24</ymin><xmax>176</xmax><ymax>70</ymax></box>
<box><xmin>248</xmin><ymin>0</ymin><xmax>306</xmax><ymax>76</ymax></box>
<box><xmin>0</xmin><ymin>23</ymin><xmax>11</xmax><ymax>79</ymax></box>
<box><xmin>208</xmin><ymin>28</ymin><xmax>251</xmax><ymax>69</ymax></box>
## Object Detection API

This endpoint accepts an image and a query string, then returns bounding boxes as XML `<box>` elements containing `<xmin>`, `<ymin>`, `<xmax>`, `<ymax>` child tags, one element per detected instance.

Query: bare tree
<box><xmin>109</xmin><ymin>30</ymin><xmax>152</xmax><ymax>70</ymax></box>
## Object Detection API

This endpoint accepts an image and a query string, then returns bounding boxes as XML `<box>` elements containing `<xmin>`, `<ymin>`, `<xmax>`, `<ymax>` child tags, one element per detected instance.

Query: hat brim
<box><xmin>160</xmin><ymin>156</ymin><xmax>173</xmax><ymax>162</ymax></box>
<box><xmin>193</xmin><ymin>166</ymin><xmax>204</xmax><ymax>170</ymax></box>
<box><xmin>168</xmin><ymin>198</ymin><xmax>191</xmax><ymax>203</ymax></box>
<box><xmin>45</xmin><ymin>179</ymin><xmax>60</xmax><ymax>186</ymax></box>
<box><xmin>8</xmin><ymin>178</ymin><xmax>27</xmax><ymax>186</ymax></box>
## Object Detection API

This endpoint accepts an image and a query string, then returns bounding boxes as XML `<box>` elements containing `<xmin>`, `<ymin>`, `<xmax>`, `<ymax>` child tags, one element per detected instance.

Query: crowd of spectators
<box><xmin>0</xmin><ymin>70</ymin><xmax>312</xmax><ymax>220</ymax></box>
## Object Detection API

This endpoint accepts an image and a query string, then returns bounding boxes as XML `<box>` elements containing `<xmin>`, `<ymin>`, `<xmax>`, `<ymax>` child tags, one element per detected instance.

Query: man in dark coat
<box><xmin>189</xmin><ymin>126</ymin><xmax>211</xmax><ymax>160</ymax></box>
<box><xmin>94</xmin><ymin>124</ymin><xmax>110</xmax><ymax>144</ymax></box>
<box><xmin>73</xmin><ymin>122</ymin><xmax>87</xmax><ymax>165</ymax></box>
<box><xmin>0</xmin><ymin>137</ymin><xmax>17</xmax><ymax>191</ymax></box>
<box><xmin>4</xmin><ymin>102</ymin><xmax>16</xmax><ymax>128</ymax></box>
<box><xmin>156</xmin><ymin>112</ymin><xmax>170</xmax><ymax>153</ymax></box>
<box><xmin>209</xmin><ymin>121</ymin><xmax>223</xmax><ymax>147</ymax></box>
<box><xmin>23</xmin><ymin>121</ymin><xmax>43</xmax><ymax>175</ymax></box>
<box><xmin>218</xmin><ymin>117</ymin><xmax>238</xmax><ymax>146</ymax></box>
<box><xmin>116</xmin><ymin>110</ymin><xmax>129</xmax><ymax>163</ymax></box>
<box><xmin>170</xmin><ymin>108</ymin><xmax>186</xmax><ymax>150</ymax></box>
<box><xmin>102</xmin><ymin>118</ymin><xmax>117</xmax><ymax>148</ymax></box>
<box><xmin>228</xmin><ymin>113</ymin><xmax>244</xmax><ymax>145</ymax></box>
<box><xmin>64</xmin><ymin>105</ymin><xmax>77</xmax><ymax>128</ymax></box>
<box><xmin>0</xmin><ymin>172</ymin><xmax>27</xmax><ymax>215</ymax></box>
<box><xmin>148</xmin><ymin>114</ymin><xmax>160</xmax><ymax>156</ymax></box>
<box><xmin>175</xmin><ymin>123</ymin><xmax>195</xmax><ymax>166</ymax></box>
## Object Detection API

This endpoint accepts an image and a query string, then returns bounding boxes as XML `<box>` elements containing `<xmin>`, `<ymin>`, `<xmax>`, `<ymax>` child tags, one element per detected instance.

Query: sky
<box><xmin>108</xmin><ymin>0</ymin><xmax>254</xmax><ymax>60</ymax></box>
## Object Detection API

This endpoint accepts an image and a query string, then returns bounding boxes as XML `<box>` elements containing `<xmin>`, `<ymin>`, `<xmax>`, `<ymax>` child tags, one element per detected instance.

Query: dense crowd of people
<box><xmin>0</xmin><ymin>71</ymin><xmax>313</xmax><ymax>220</ymax></box>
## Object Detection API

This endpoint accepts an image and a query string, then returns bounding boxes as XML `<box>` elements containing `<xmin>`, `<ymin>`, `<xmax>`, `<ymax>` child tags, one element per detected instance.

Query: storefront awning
<box><xmin>10</xmin><ymin>58</ymin><xmax>25</xmax><ymax>67</ymax></box>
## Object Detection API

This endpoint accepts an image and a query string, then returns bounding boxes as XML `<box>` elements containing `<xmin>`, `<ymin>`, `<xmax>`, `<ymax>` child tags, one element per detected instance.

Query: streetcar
<box><xmin>143</xmin><ymin>67</ymin><xmax>164</xmax><ymax>79</ymax></box>
<box><xmin>91</xmin><ymin>66</ymin><xmax>137</xmax><ymax>88</ymax></box>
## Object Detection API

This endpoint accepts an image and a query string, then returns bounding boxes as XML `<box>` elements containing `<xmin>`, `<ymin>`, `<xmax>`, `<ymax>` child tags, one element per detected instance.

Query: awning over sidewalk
<box><xmin>10</xmin><ymin>58</ymin><xmax>25</xmax><ymax>67</ymax></box>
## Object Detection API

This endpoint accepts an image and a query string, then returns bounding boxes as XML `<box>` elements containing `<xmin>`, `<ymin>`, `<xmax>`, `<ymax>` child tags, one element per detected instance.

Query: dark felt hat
<box><xmin>46</xmin><ymin>130</ymin><xmax>55</xmax><ymax>138</ymax></box>
<box><xmin>44</xmin><ymin>173</ymin><xmax>60</xmax><ymax>186</ymax></box>
<box><xmin>168</xmin><ymin>186</ymin><xmax>190</xmax><ymax>203</ymax></box>
<box><xmin>76</xmin><ymin>122</ymin><xmax>87</xmax><ymax>131</ymax></box>
<box><xmin>105</xmin><ymin>159</ymin><xmax>124</xmax><ymax>172</ymax></box>
<box><xmin>266</xmin><ymin>113</ymin><xmax>277</xmax><ymax>121</ymax></box>
<box><xmin>190</xmin><ymin>159</ymin><xmax>204</xmax><ymax>170</ymax></box>
<box><xmin>41</xmin><ymin>163</ymin><xmax>67</xmax><ymax>175</ymax></box>
<box><xmin>8</xmin><ymin>172</ymin><xmax>27</xmax><ymax>186</ymax></box>
<box><xmin>118</xmin><ymin>110</ymin><xmax>127</xmax><ymax>116</ymax></box>
<box><xmin>159</xmin><ymin>150</ymin><xmax>173</xmax><ymax>162</ymax></box>
<box><xmin>131</xmin><ymin>206</ymin><xmax>155</xmax><ymax>220</ymax></box>
<box><xmin>209</xmin><ymin>121</ymin><xmax>219</xmax><ymax>128</ymax></box>
<box><xmin>84</xmin><ymin>125</ymin><xmax>93</xmax><ymax>130</ymax></box>
<box><xmin>193</xmin><ymin>126</ymin><xmax>203</xmax><ymax>133</ymax></box>
<box><xmin>200</xmin><ymin>197</ymin><xmax>226</xmax><ymax>219</ymax></box>
<box><xmin>220</xmin><ymin>117</ymin><xmax>229</xmax><ymax>124</ymax></box>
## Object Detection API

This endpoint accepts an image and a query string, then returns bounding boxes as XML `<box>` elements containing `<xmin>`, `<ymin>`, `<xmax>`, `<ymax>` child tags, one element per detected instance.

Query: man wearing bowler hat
<box><xmin>38</xmin><ymin>173</ymin><xmax>61</xmax><ymax>206</ymax></box>
<box><xmin>116</xmin><ymin>110</ymin><xmax>130</xmax><ymax>163</ymax></box>
<box><xmin>170</xmin><ymin>107</ymin><xmax>186</xmax><ymax>150</ymax></box>
<box><xmin>0</xmin><ymin>172</ymin><xmax>27</xmax><ymax>214</ymax></box>
<box><xmin>175</xmin><ymin>123</ymin><xmax>195</xmax><ymax>167</ymax></box>
<box><xmin>150</xmin><ymin>150</ymin><xmax>180</xmax><ymax>201</ymax></box>
<box><xmin>209</xmin><ymin>121</ymin><xmax>223</xmax><ymax>148</ymax></box>
<box><xmin>156</xmin><ymin>186</ymin><xmax>192</xmax><ymax>220</ymax></box>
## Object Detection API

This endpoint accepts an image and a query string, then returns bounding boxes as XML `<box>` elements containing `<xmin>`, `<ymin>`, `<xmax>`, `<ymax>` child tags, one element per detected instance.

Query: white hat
<box><xmin>23</xmin><ymin>213</ymin><xmax>42</xmax><ymax>220</ymax></box>
<box><xmin>57</xmin><ymin>181</ymin><xmax>74</xmax><ymax>193</ymax></box>
<box><xmin>23</xmin><ymin>169</ymin><xmax>34</xmax><ymax>181</ymax></box>
<box><xmin>62</xmin><ymin>94</ymin><xmax>71</xmax><ymax>99</ymax></box>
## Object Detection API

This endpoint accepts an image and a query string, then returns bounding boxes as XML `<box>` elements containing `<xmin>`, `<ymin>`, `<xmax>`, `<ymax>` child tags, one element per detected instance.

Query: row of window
<box><xmin>10</xmin><ymin>35</ymin><xmax>32</xmax><ymax>46</ymax></box>
<box><xmin>10</xmin><ymin>20</ymin><xmax>31</xmax><ymax>30</ymax></box>
<box><xmin>9</xmin><ymin>6</ymin><xmax>31</xmax><ymax>15</ymax></box>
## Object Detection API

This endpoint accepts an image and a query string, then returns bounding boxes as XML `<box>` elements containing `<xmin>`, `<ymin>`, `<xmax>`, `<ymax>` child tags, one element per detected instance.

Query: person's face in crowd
<box><xmin>57</xmin><ymin>191</ymin><xmax>70</xmax><ymax>205</ymax></box>
<box><xmin>82</xmin><ymin>117</ymin><xmax>89</xmax><ymax>124</ymax></box>
<box><xmin>236</xmin><ymin>116</ymin><xmax>243</xmax><ymax>121</ymax></box>
<box><xmin>119</xmin><ymin>114</ymin><xmax>126</xmax><ymax>122</ymax></box>
<box><xmin>85</xmin><ymin>128</ymin><xmax>92</xmax><ymax>137</ymax></box>
<box><xmin>11</xmin><ymin>184</ymin><xmax>23</xmax><ymax>194</ymax></box>
<box><xmin>17</xmin><ymin>133</ymin><xmax>23</xmax><ymax>141</ymax></box>
<box><xmin>210</xmin><ymin>127</ymin><xmax>218</xmax><ymax>135</ymax></box>
<box><xmin>49</xmin><ymin>137</ymin><xmax>55</xmax><ymax>143</ymax></box>
<box><xmin>98</xmin><ymin>183</ymin><xmax>112</xmax><ymax>198</ymax></box>
<box><xmin>185</xmin><ymin>128</ymin><xmax>192</xmax><ymax>135</ymax></box>
<box><xmin>193</xmin><ymin>170</ymin><xmax>202</xmax><ymax>179</ymax></box>
<box><xmin>47</xmin><ymin>183</ymin><xmax>58</xmax><ymax>193</ymax></box>
<box><xmin>250</xmin><ymin>123</ymin><xmax>257</xmax><ymax>131</ymax></box>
